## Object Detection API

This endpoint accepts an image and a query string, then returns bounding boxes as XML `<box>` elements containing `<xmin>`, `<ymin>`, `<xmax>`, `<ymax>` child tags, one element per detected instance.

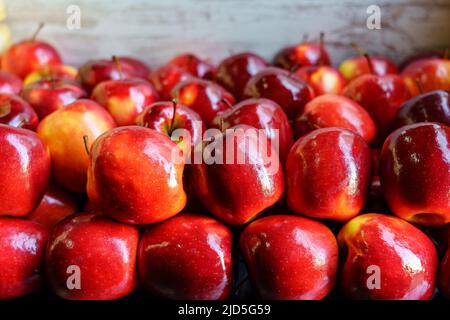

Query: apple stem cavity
<box><xmin>83</xmin><ymin>135</ymin><xmax>90</xmax><ymax>156</ymax></box>
<box><xmin>31</xmin><ymin>22</ymin><xmax>45</xmax><ymax>41</ymax></box>
<box><xmin>112</xmin><ymin>56</ymin><xmax>123</xmax><ymax>80</ymax></box>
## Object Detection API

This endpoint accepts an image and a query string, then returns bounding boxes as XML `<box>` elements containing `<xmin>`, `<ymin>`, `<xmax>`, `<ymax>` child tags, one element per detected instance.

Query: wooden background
<box><xmin>4</xmin><ymin>0</ymin><xmax>450</xmax><ymax>68</ymax></box>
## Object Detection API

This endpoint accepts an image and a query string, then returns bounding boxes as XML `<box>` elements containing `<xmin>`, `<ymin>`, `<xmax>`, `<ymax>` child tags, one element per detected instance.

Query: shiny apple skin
<box><xmin>138</xmin><ymin>214</ymin><xmax>232</xmax><ymax>300</ymax></box>
<box><xmin>46</xmin><ymin>213</ymin><xmax>139</xmax><ymax>300</ymax></box>
<box><xmin>243</xmin><ymin>67</ymin><xmax>315</xmax><ymax>119</ymax></box>
<box><xmin>286</xmin><ymin>127</ymin><xmax>372</xmax><ymax>222</ymax></box>
<box><xmin>394</xmin><ymin>90</ymin><xmax>450</xmax><ymax>128</ymax></box>
<box><xmin>21</xmin><ymin>79</ymin><xmax>87</xmax><ymax>119</ymax></box>
<box><xmin>87</xmin><ymin>126</ymin><xmax>186</xmax><ymax>225</ymax></box>
<box><xmin>0</xmin><ymin>94</ymin><xmax>39</xmax><ymax>130</ymax></box>
<box><xmin>136</xmin><ymin>101</ymin><xmax>205</xmax><ymax>157</ymax></box>
<box><xmin>294</xmin><ymin>94</ymin><xmax>376</xmax><ymax>144</ymax></box>
<box><xmin>0</xmin><ymin>217</ymin><xmax>49</xmax><ymax>299</ymax></box>
<box><xmin>23</xmin><ymin>64</ymin><xmax>78</xmax><ymax>86</ymax></box>
<box><xmin>37</xmin><ymin>99</ymin><xmax>116</xmax><ymax>193</ymax></box>
<box><xmin>28</xmin><ymin>184</ymin><xmax>79</xmax><ymax>230</ymax></box>
<box><xmin>119</xmin><ymin>56</ymin><xmax>151</xmax><ymax>79</ymax></box>
<box><xmin>0</xmin><ymin>70</ymin><xmax>23</xmax><ymax>94</ymax></box>
<box><xmin>339</xmin><ymin>55</ymin><xmax>398</xmax><ymax>82</ymax></box>
<box><xmin>343</xmin><ymin>74</ymin><xmax>411</xmax><ymax>145</ymax></box>
<box><xmin>149</xmin><ymin>65</ymin><xmax>193</xmax><ymax>100</ymax></box>
<box><xmin>211</xmin><ymin>98</ymin><xmax>293</xmax><ymax>163</ymax></box>
<box><xmin>399</xmin><ymin>51</ymin><xmax>445</xmax><ymax>71</ymax></box>
<box><xmin>171</xmin><ymin>78</ymin><xmax>235</xmax><ymax>126</ymax></box>
<box><xmin>273</xmin><ymin>43</ymin><xmax>331</xmax><ymax>70</ymax></box>
<box><xmin>295</xmin><ymin>65</ymin><xmax>347</xmax><ymax>96</ymax></box>
<box><xmin>1</xmin><ymin>40</ymin><xmax>62</xmax><ymax>79</ymax></box>
<box><xmin>91</xmin><ymin>78</ymin><xmax>159</xmax><ymax>126</ymax></box>
<box><xmin>439</xmin><ymin>249</ymin><xmax>450</xmax><ymax>299</ymax></box>
<box><xmin>168</xmin><ymin>53</ymin><xmax>215</xmax><ymax>79</ymax></box>
<box><xmin>77</xmin><ymin>58</ymin><xmax>141</xmax><ymax>93</ymax></box>
<box><xmin>215</xmin><ymin>52</ymin><xmax>268</xmax><ymax>99</ymax></box>
<box><xmin>380</xmin><ymin>123</ymin><xmax>450</xmax><ymax>225</ymax></box>
<box><xmin>338</xmin><ymin>213</ymin><xmax>438</xmax><ymax>300</ymax></box>
<box><xmin>190</xmin><ymin>125</ymin><xmax>284</xmax><ymax>225</ymax></box>
<box><xmin>0</xmin><ymin>124</ymin><xmax>50</xmax><ymax>216</ymax></box>
<box><xmin>401</xmin><ymin>58</ymin><xmax>450</xmax><ymax>96</ymax></box>
<box><xmin>240</xmin><ymin>214</ymin><xmax>338</xmax><ymax>300</ymax></box>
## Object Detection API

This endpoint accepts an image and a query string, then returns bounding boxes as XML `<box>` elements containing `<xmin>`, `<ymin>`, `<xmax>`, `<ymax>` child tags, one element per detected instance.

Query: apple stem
<box><xmin>219</xmin><ymin>118</ymin><xmax>224</xmax><ymax>132</ymax></box>
<box><xmin>169</xmin><ymin>99</ymin><xmax>178</xmax><ymax>134</ymax></box>
<box><xmin>415</xmin><ymin>78</ymin><xmax>425</xmax><ymax>94</ymax></box>
<box><xmin>83</xmin><ymin>135</ymin><xmax>90</xmax><ymax>156</ymax></box>
<box><xmin>221</xmin><ymin>98</ymin><xmax>233</xmax><ymax>110</ymax></box>
<box><xmin>289</xmin><ymin>63</ymin><xmax>301</xmax><ymax>76</ymax></box>
<box><xmin>363</xmin><ymin>53</ymin><xmax>375</xmax><ymax>74</ymax></box>
<box><xmin>31</xmin><ymin>22</ymin><xmax>45</xmax><ymax>41</ymax></box>
<box><xmin>350</xmin><ymin>42</ymin><xmax>365</xmax><ymax>57</ymax></box>
<box><xmin>16</xmin><ymin>119</ymin><xmax>28</xmax><ymax>128</ymax></box>
<box><xmin>112</xmin><ymin>56</ymin><xmax>123</xmax><ymax>80</ymax></box>
<box><xmin>319</xmin><ymin>31</ymin><xmax>325</xmax><ymax>66</ymax></box>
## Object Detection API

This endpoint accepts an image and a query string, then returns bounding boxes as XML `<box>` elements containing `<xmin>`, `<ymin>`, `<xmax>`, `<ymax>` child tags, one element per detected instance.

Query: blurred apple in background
<box><xmin>138</xmin><ymin>214</ymin><xmax>232</xmax><ymax>300</ymax></box>
<box><xmin>399</xmin><ymin>50</ymin><xmax>446</xmax><ymax>71</ymax></box>
<box><xmin>91</xmin><ymin>77</ymin><xmax>159</xmax><ymax>126</ymax></box>
<box><xmin>286</xmin><ymin>127</ymin><xmax>372</xmax><ymax>222</ymax></box>
<box><xmin>243</xmin><ymin>67</ymin><xmax>315</xmax><ymax>119</ymax></box>
<box><xmin>23</xmin><ymin>64</ymin><xmax>78</xmax><ymax>86</ymax></box>
<box><xmin>21</xmin><ymin>78</ymin><xmax>87</xmax><ymax>119</ymax></box>
<box><xmin>37</xmin><ymin>99</ymin><xmax>116</xmax><ymax>193</ymax></box>
<box><xmin>0</xmin><ymin>124</ymin><xmax>50</xmax><ymax>217</ymax></box>
<box><xmin>168</xmin><ymin>53</ymin><xmax>215</xmax><ymax>79</ymax></box>
<box><xmin>0</xmin><ymin>218</ymin><xmax>48</xmax><ymax>299</ymax></box>
<box><xmin>171</xmin><ymin>78</ymin><xmax>235</xmax><ymax>126</ymax></box>
<box><xmin>380</xmin><ymin>122</ymin><xmax>450</xmax><ymax>226</ymax></box>
<box><xmin>240</xmin><ymin>215</ymin><xmax>338</xmax><ymax>300</ymax></box>
<box><xmin>0</xmin><ymin>94</ymin><xmax>39</xmax><ymax>130</ymax></box>
<box><xmin>149</xmin><ymin>64</ymin><xmax>193</xmax><ymax>100</ymax></box>
<box><xmin>1</xmin><ymin>23</ymin><xmax>62</xmax><ymax>79</ymax></box>
<box><xmin>294</xmin><ymin>94</ymin><xmax>376</xmax><ymax>144</ymax></box>
<box><xmin>46</xmin><ymin>213</ymin><xmax>139</xmax><ymax>300</ymax></box>
<box><xmin>338</xmin><ymin>214</ymin><xmax>437</xmax><ymax>300</ymax></box>
<box><xmin>211</xmin><ymin>98</ymin><xmax>293</xmax><ymax>163</ymax></box>
<box><xmin>401</xmin><ymin>58</ymin><xmax>450</xmax><ymax>96</ymax></box>
<box><xmin>87</xmin><ymin>126</ymin><xmax>186</xmax><ymax>224</ymax></box>
<box><xmin>0</xmin><ymin>70</ymin><xmax>23</xmax><ymax>94</ymax></box>
<box><xmin>118</xmin><ymin>56</ymin><xmax>151</xmax><ymax>79</ymax></box>
<box><xmin>28</xmin><ymin>183</ymin><xmax>79</xmax><ymax>230</ymax></box>
<box><xmin>295</xmin><ymin>65</ymin><xmax>346</xmax><ymax>96</ymax></box>
<box><xmin>215</xmin><ymin>52</ymin><xmax>268</xmax><ymax>100</ymax></box>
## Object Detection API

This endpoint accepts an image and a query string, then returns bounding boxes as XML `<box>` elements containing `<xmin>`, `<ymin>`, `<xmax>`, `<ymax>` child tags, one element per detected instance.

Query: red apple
<box><xmin>0</xmin><ymin>217</ymin><xmax>48</xmax><ymax>299</ymax></box>
<box><xmin>119</xmin><ymin>56</ymin><xmax>151</xmax><ymax>79</ymax></box>
<box><xmin>21</xmin><ymin>78</ymin><xmax>87</xmax><ymax>119</ymax></box>
<box><xmin>37</xmin><ymin>99</ymin><xmax>116</xmax><ymax>193</ymax></box>
<box><xmin>394</xmin><ymin>90</ymin><xmax>450</xmax><ymax>128</ymax></box>
<box><xmin>399</xmin><ymin>50</ymin><xmax>445</xmax><ymax>71</ymax></box>
<box><xmin>0</xmin><ymin>70</ymin><xmax>23</xmax><ymax>94</ymax></box>
<box><xmin>240</xmin><ymin>214</ymin><xmax>338</xmax><ymax>300</ymax></box>
<box><xmin>338</xmin><ymin>213</ymin><xmax>438</xmax><ymax>300</ymax></box>
<box><xmin>339</xmin><ymin>55</ymin><xmax>397</xmax><ymax>82</ymax></box>
<box><xmin>28</xmin><ymin>184</ymin><xmax>79</xmax><ymax>230</ymax></box>
<box><xmin>401</xmin><ymin>58</ymin><xmax>450</xmax><ymax>96</ymax></box>
<box><xmin>294</xmin><ymin>94</ymin><xmax>376</xmax><ymax>144</ymax></box>
<box><xmin>136</xmin><ymin>101</ymin><xmax>205</xmax><ymax>158</ymax></box>
<box><xmin>46</xmin><ymin>213</ymin><xmax>139</xmax><ymax>300</ymax></box>
<box><xmin>91</xmin><ymin>78</ymin><xmax>159</xmax><ymax>126</ymax></box>
<box><xmin>190</xmin><ymin>125</ymin><xmax>284</xmax><ymax>225</ymax></box>
<box><xmin>23</xmin><ymin>64</ymin><xmax>78</xmax><ymax>86</ymax></box>
<box><xmin>211</xmin><ymin>98</ymin><xmax>293</xmax><ymax>163</ymax></box>
<box><xmin>0</xmin><ymin>93</ymin><xmax>39</xmax><ymax>130</ymax></box>
<box><xmin>168</xmin><ymin>53</ymin><xmax>215</xmax><ymax>79</ymax></box>
<box><xmin>1</xmin><ymin>24</ymin><xmax>62</xmax><ymax>79</ymax></box>
<box><xmin>171</xmin><ymin>78</ymin><xmax>235</xmax><ymax>126</ymax></box>
<box><xmin>294</xmin><ymin>65</ymin><xmax>346</xmax><ymax>96</ymax></box>
<box><xmin>87</xmin><ymin>126</ymin><xmax>187</xmax><ymax>224</ymax></box>
<box><xmin>273</xmin><ymin>34</ymin><xmax>331</xmax><ymax>70</ymax></box>
<box><xmin>343</xmin><ymin>74</ymin><xmax>411</xmax><ymax>145</ymax></box>
<box><xmin>149</xmin><ymin>64</ymin><xmax>193</xmax><ymax>100</ymax></box>
<box><xmin>215</xmin><ymin>52</ymin><xmax>268</xmax><ymax>99</ymax></box>
<box><xmin>380</xmin><ymin>122</ymin><xmax>450</xmax><ymax>225</ymax></box>
<box><xmin>138</xmin><ymin>214</ymin><xmax>232</xmax><ymax>300</ymax></box>
<box><xmin>0</xmin><ymin>124</ymin><xmax>50</xmax><ymax>217</ymax></box>
<box><xmin>243</xmin><ymin>67</ymin><xmax>315</xmax><ymax>119</ymax></box>
<box><xmin>286</xmin><ymin>127</ymin><xmax>372</xmax><ymax>222</ymax></box>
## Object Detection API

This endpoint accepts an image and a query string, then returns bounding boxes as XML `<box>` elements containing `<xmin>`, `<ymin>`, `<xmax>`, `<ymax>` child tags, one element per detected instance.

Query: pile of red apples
<box><xmin>0</xmin><ymin>27</ymin><xmax>449</xmax><ymax>301</ymax></box>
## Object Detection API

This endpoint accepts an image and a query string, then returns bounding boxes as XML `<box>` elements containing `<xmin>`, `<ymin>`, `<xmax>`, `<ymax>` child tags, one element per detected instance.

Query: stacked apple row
<box><xmin>0</xmin><ymin>30</ymin><xmax>449</xmax><ymax>300</ymax></box>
